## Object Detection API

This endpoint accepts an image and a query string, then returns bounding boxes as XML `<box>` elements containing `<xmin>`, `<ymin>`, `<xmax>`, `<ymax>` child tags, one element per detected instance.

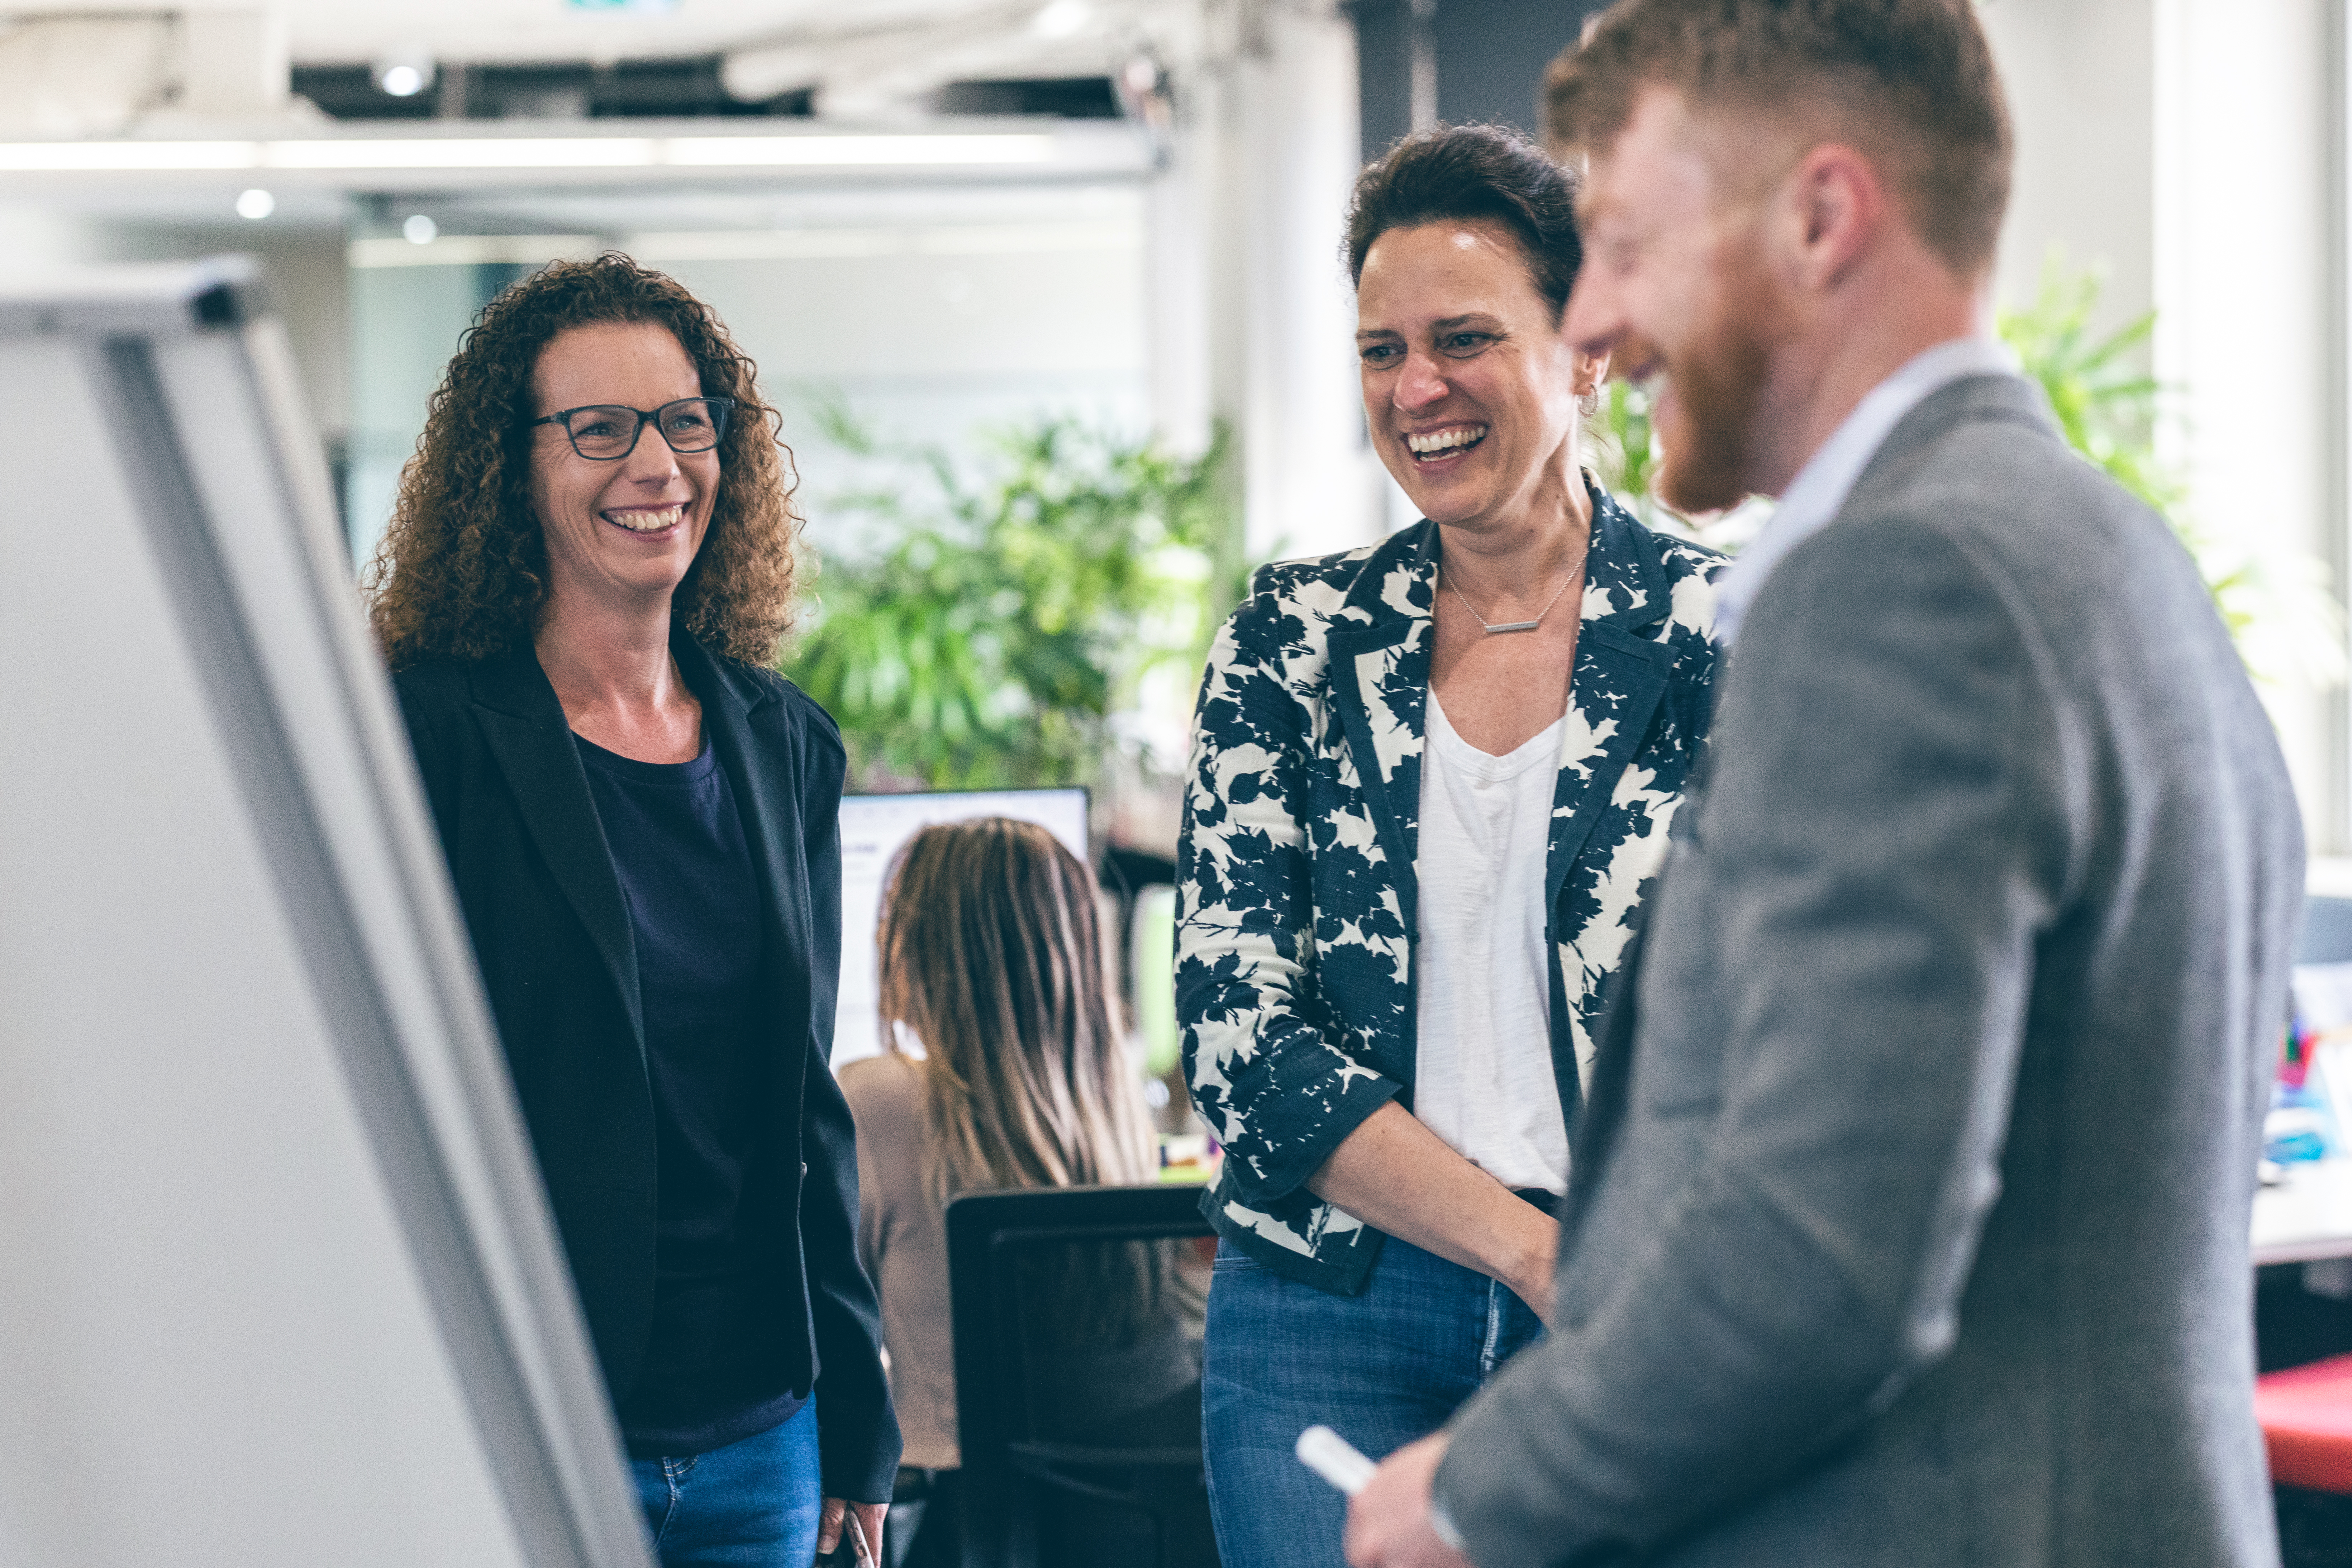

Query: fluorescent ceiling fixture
<box><xmin>269</xmin><ymin>138</ymin><xmax>660</xmax><ymax>169</ymax></box>
<box><xmin>0</xmin><ymin>133</ymin><xmax>1058</xmax><ymax>175</ymax></box>
<box><xmin>666</xmin><ymin>136</ymin><xmax>1054</xmax><ymax>167</ymax></box>
<box><xmin>0</xmin><ymin>140</ymin><xmax>253</xmax><ymax>170</ymax></box>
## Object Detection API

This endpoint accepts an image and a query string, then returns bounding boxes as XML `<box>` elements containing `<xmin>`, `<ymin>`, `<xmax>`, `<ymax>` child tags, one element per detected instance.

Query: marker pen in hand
<box><xmin>1296</xmin><ymin>1425</ymin><xmax>1379</xmax><ymax>1496</ymax></box>
<box><xmin>812</xmin><ymin>1513</ymin><xmax>873</xmax><ymax>1567</ymax></box>
<box><xmin>1300</xmin><ymin>1425</ymin><xmax>1472</xmax><ymax>1555</ymax></box>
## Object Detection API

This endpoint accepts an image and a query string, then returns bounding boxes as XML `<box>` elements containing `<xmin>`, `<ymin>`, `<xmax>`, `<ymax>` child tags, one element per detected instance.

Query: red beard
<box><xmin>1650</xmin><ymin>256</ymin><xmax>1784</xmax><ymax>515</ymax></box>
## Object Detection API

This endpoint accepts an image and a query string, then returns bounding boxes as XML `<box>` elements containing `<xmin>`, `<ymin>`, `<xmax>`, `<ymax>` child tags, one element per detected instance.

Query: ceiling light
<box><xmin>402</xmin><ymin>214</ymin><xmax>437</xmax><ymax>244</ymax></box>
<box><xmin>234</xmin><ymin>187</ymin><xmax>273</xmax><ymax>220</ymax></box>
<box><xmin>1032</xmin><ymin>0</ymin><xmax>1090</xmax><ymax>39</ymax></box>
<box><xmin>372</xmin><ymin>52</ymin><xmax>435</xmax><ymax>99</ymax></box>
<box><xmin>268</xmin><ymin>138</ymin><xmax>657</xmax><ymax>170</ymax></box>
<box><xmin>0</xmin><ymin>140</ymin><xmax>253</xmax><ymax>170</ymax></box>
<box><xmin>0</xmin><ymin>132</ymin><xmax>1058</xmax><ymax>174</ymax></box>
<box><xmin>666</xmin><ymin>135</ymin><xmax>1053</xmax><ymax>167</ymax></box>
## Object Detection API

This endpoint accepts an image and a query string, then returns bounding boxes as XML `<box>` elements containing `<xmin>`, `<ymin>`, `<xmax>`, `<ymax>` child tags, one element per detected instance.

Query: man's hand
<box><xmin>1345</xmin><ymin>1433</ymin><xmax>1472</xmax><ymax>1568</ymax></box>
<box><xmin>815</xmin><ymin>1497</ymin><xmax>885</xmax><ymax>1565</ymax></box>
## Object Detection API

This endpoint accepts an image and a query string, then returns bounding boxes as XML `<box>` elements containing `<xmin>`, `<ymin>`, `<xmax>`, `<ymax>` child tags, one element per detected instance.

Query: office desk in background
<box><xmin>2256</xmin><ymin>1159</ymin><xmax>2352</xmax><ymax>1266</ymax></box>
<box><xmin>2266</xmin><ymin>882</ymin><xmax>2352</xmax><ymax>1268</ymax></box>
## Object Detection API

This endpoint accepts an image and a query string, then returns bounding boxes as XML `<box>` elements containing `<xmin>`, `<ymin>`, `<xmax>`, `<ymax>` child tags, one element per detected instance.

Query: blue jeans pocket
<box><xmin>1209</xmin><ymin>1238</ymin><xmax>1266</xmax><ymax>1275</ymax></box>
<box><xmin>1202</xmin><ymin>1233</ymin><xmax>1545</xmax><ymax>1568</ymax></box>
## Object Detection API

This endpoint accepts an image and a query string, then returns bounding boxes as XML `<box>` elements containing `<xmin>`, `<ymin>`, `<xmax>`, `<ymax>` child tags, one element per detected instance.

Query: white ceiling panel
<box><xmin>0</xmin><ymin>0</ymin><xmax>1017</xmax><ymax>66</ymax></box>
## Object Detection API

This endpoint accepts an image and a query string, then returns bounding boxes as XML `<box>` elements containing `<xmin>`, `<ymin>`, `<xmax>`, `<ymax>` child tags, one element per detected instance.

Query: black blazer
<box><xmin>392</xmin><ymin>628</ymin><xmax>900</xmax><ymax>1503</ymax></box>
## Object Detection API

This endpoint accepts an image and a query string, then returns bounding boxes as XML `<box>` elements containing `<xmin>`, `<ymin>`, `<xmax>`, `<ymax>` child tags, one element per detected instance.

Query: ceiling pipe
<box><xmin>180</xmin><ymin>6</ymin><xmax>290</xmax><ymax>118</ymax></box>
<box><xmin>720</xmin><ymin>0</ymin><xmax>1169</xmax><ymax>116</ymax></box>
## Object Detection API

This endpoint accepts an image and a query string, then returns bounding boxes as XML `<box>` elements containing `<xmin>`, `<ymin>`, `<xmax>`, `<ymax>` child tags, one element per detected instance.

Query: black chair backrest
<box><xmin>946</xmin><ymin>1184</ymin><xmax>1219</xmax><ymax>1568</ymax></box>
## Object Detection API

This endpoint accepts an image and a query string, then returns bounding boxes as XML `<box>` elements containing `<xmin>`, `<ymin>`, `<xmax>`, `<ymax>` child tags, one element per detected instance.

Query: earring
<box><xmin>1577</xmin><ymin>387</ymin><xmax>1601</xmax><ymax>417</ymax></box>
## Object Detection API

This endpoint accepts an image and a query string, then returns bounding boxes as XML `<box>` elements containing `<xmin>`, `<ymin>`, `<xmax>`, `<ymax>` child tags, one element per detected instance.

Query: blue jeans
<box><xmin>630</xmin><ymin>1400</ymin><xmax>822</xmax><ymax>1567</ymax></box>
<box><xmin>1202</xmin><ymin>1235</ymin><xmax>1545</xmax><ymax>1568</ymax></box>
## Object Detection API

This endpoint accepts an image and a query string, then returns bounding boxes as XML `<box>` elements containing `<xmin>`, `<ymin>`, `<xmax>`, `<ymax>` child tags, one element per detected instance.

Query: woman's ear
<box><xmin>1573</xmin><ymin>348</ymin><xmax>1611</xmax><ymax>398</ymax></box>
<box><xmin>1573</xmin><ymin>349</ymin><xmax>1610</xmax><ymax>418</ymax></box>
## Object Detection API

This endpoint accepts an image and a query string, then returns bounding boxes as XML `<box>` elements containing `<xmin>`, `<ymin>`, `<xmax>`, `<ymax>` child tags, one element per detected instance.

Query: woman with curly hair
<box><xmin>371</xmin><ymin>254</ymin><xmax>898</xmax><ymax>1567</ymax></box>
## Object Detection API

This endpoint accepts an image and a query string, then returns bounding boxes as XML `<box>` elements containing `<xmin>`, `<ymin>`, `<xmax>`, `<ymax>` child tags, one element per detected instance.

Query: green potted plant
<box><xmin>781</xmin><ymin>401</ymin><xmax>1236</xmax><ymax>793</ymax></box>
<box><xmin>1587</xmin><ymin>254</ymin><xmax>2343</xmax><ymax>687</ymax></box>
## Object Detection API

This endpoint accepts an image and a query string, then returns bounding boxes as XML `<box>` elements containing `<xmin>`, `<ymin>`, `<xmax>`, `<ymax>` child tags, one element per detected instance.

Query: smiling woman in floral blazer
<box><xmin>1176</xmin><ymin>125</ymin><xmax>1725</xmax><ymax>1568</ymax></box>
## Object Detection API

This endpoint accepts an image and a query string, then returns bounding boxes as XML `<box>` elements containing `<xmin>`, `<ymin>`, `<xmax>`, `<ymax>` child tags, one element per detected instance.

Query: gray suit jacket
<box><xmin>1437</xmin><ymin>375</ymin><xmax>2303</xmax><ymax>1567</ymax></box>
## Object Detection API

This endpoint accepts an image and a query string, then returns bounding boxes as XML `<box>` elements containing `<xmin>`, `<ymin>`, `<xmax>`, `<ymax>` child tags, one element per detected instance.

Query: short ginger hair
<box><xmin>366</xmin><ymin>253</ymin><xmax>801</xmax><ymax>671</ymax></box>
<box><xmin>1544</xmin><ymin>0</ymin><xmax>2013</xmax><ymax>277</ymax></box>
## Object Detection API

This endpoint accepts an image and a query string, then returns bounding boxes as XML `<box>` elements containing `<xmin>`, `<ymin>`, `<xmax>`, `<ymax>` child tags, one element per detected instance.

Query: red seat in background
<box><xmin>2258</xmin><ymin>1353</ymin><xmax>2352</xmax><ymax>1493</ymax></box>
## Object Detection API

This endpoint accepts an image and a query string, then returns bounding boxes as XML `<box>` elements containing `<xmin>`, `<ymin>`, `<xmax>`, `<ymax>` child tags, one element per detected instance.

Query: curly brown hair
<box><xmin>365</xmin><ymin>252</ymin><xmax>801</xmax><ymax>670</ymax></box>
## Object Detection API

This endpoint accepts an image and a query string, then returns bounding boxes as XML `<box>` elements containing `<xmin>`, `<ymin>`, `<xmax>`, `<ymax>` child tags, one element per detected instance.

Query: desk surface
<box><xmin>2254</xmin><ymin>1158</ymin><xmax>2352</xmax><ymax>1264</ymax></box>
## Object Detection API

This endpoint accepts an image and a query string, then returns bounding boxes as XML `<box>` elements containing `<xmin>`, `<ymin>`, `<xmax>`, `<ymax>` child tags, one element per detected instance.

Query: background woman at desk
<box><xmin>371</xmin><ymin>255</ymin><xmax>898</xmax><ymax>1567</ymax></box>
<box><xmin>843</xmin><ymin>818</ymin><xmax>1189</xmax><ymax>1568</ymax></box>
<box><xmin>1176</xmin><ymin>123</ymin><xmax>1725</xmax><ymax>1567</ymax></box>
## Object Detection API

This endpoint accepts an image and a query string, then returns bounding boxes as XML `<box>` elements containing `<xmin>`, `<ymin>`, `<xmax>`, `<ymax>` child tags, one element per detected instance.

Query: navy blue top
<box><xmin>575</xmin><ymin>730</ymin><xmax>806</xmax><ymax>1456</ymax></box>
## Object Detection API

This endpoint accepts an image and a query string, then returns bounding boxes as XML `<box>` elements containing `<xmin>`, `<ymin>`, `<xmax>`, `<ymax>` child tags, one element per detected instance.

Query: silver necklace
<box><xmin>1441</xmin><ymin>551</ymin><xmax>1585</xmax><ymax>635</ymax></box>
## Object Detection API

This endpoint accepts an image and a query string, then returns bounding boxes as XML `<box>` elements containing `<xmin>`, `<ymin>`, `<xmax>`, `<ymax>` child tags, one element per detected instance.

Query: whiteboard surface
<box><xmin>0</xmin><ymin>262</ymin><xmax>646</xmax><ymax>1568</ymax></box>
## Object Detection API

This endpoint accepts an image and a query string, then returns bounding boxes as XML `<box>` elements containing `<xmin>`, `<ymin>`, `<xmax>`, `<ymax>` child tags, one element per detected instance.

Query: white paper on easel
<box><xmin>0</xmin><ymin>259</ymin><xmax>648</xmax><ymax>1568</ymax></box>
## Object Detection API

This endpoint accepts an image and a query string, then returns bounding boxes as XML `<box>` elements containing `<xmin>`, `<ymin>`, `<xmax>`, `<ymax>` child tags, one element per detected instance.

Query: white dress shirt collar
<box><xmin>1711</xmin><ymin>335</ymin><xmax>2018</xmax><ymax>647</ymax></box>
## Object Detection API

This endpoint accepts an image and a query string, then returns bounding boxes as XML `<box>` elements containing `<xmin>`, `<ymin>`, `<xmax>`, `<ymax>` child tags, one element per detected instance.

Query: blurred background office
<box><xmin>3</xmin><ymin>0</ymin><xmax>2345</xmax><ymax>866</ymax></box>
<box><xmin>12</xmin><ymin>3</ymin><xmax>2352</xmax><ymax>1558</ymax></box>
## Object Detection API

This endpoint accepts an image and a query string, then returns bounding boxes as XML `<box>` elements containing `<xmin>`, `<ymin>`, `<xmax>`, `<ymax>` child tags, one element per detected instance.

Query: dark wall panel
<box><xmin>1353</xmin><ymin>0</ymin><xmax>1612</xmax><ymax>167</ymax></box>
<box><xmin>1353</xmin><ymin>0</ymin><xmax>1422</xmax><ymax>163</ymax></box>
<box><xmin>1435</xmin><ymin>0</ymin><xmax>1609</xmax><ymax>138</ymax></box>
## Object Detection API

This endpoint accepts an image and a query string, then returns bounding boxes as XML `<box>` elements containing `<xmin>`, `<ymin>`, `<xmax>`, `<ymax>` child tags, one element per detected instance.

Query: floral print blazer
<box><xmin>1177</xmin><ymin>486</ymin><xmax>1725</xmax><ymax>1294</ymax></box>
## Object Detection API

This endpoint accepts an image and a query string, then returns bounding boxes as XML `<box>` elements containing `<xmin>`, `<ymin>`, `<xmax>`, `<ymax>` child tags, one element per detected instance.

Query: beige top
<box><xmin>840</xmin><ymin>1052</ymin><xmax>959</xmax><ymax>1469</ymax></box>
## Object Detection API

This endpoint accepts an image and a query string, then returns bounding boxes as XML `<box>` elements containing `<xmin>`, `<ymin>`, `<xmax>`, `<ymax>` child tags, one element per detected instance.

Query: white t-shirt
<box><xmin>1412</xmin><ymin>690</ymin><xmax>1570</xmax><ymax>1195</ymax></box>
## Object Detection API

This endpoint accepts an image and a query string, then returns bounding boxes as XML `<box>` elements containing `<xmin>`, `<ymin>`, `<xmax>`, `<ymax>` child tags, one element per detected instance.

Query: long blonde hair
<box><xmin>877</xmin><ymin>818</ymin><xmax>1157</xmax><ymax>1201</ymax></box>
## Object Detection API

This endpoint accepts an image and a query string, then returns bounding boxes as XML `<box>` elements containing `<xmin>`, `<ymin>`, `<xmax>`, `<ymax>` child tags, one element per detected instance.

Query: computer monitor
<box><xmin>2256</xmin><ymin>899</ymin><xmax>2352</xmax><ymax>1265</ymax></box>
<box><xmin>833</xmin><ymin>787</ymin><xmax>1090</xmax><ymax>1066</ymax></box>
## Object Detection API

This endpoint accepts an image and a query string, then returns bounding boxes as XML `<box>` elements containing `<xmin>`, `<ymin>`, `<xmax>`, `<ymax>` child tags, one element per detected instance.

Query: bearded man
<box><xmin>1344</xmin><ymin>2</ymin><xmax>2303</xmax><ymax>1566</ymax></box>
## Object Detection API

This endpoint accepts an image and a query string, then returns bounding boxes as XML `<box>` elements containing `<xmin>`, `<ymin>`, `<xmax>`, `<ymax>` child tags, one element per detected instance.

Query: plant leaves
<box><xmin>781</xmin><ymin>407</ymin><xmax>1238</xmax><ymax>790</ymax></box>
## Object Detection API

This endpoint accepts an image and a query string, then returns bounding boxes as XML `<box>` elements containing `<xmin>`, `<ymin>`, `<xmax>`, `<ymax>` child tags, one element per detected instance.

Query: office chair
<box><xmin>946</xmin><ymin>1184</ymin><xmax>1220</xmax><ymax>1568</ymax></box>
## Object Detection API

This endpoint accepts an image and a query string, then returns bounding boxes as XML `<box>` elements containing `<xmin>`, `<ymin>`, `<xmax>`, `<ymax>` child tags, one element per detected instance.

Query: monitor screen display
<box><xmin>833</xmin><ymin>788</ymin><xmax>1090</xmax><ymax>1067</ymax></box>
<box><xmin>2262</xmin><ymin>960</ymin><xmax>2352</xmax><ymax>1264</ymax></box>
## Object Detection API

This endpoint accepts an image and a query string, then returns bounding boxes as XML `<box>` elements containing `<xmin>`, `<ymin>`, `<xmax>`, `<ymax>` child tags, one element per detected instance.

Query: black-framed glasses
<box><xmin>524</xmin><ymin>397</ymin><xmax>736</xmax><ymax>461</ymax></box>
